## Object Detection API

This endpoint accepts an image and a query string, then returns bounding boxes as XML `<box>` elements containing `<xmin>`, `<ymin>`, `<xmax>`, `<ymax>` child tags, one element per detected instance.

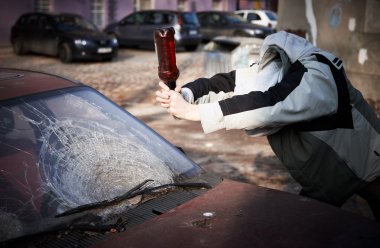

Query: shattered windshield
<box><xmin>0</xmin><ymin>86</ymin><xmax>201</xmax><ymax>241</ymax></box>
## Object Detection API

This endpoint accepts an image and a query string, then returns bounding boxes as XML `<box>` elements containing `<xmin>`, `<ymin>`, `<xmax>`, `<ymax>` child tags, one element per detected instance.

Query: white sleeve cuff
<box><xmin>198</xmin><ymin>102</ymin><xmax>225</xmax><ymax>133</ymax></box>
<box><xmin>180</xmin><ymin>87</ymin><xmax>194</xmax><ymax>103</ymax></box>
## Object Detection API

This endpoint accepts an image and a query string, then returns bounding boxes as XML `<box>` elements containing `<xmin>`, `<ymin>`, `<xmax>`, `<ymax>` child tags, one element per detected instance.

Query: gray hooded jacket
<box><xmin>182</xmin><ymin>31</ymin><xmax>380</xmax><ymax>205</ymax></box>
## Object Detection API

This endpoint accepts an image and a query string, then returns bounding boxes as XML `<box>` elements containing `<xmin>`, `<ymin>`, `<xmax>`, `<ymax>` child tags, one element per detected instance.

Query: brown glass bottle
<box><xmin>154</xmin><ymin>27</ymin><xmax>179</xmax><ymax>90</ymax></box>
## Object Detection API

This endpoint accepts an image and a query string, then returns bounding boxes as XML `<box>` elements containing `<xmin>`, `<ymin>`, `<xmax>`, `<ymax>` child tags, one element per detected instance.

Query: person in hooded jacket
<box><xmin>155</xmin><ymin>31</ymin><xmax>380</xmax><ymax>221</ymax></box>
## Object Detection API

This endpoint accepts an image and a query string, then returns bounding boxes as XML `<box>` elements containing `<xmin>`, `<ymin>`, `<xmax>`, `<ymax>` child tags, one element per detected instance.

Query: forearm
<box><xmin>183</xmin><ymin>71</ymin><xmax>236</xmax><ymax>101</ymax></box>
<box><xmin>197</xmin><ymin>61</ymin><xmax>339</xmax><ymax>134</ymax></box>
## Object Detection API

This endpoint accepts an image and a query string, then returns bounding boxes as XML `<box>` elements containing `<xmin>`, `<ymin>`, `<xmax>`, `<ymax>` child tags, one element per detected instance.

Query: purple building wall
<box><xmin>0</xmin><ymin>0</ymin><xmax>33</xmax><ymax>45</ymax></box>
<box><xmin>154</xmin><ymin>0</ymin><xmax>177</xmax><ymax>10</ymax></box>
<box><xmin>54</xmin><ymin>0</ymin><xmax>92</xmax><ymax>18</ymax></box>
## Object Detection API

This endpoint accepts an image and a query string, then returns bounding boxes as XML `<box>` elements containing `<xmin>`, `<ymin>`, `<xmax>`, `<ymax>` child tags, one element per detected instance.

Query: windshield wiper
<box><xmin>56</xmin><ymin>180</ymin><xmax>211</xmax><ymax>218</ymax></box>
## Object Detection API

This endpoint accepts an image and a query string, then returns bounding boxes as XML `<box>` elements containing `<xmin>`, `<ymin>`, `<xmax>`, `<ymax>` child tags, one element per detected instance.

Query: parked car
<box><xmin>196</xmin><ymin>11</ymin><xmax>275</xmax><ymax>42</ymax></box>
<box><xmin>235</xmin><ymin>9</ymin><xmax>278</xmax><ymax>29</ymax></box>
<box><xmin>104</xmin><ymin>10</ymin><xmax>201</xmax><ymax>51</ymax></box>
<box><xmin>10</xmin><ymin>12</ymin><xmax>118</xmax><ymax>62</ymax></box>
<box><xmin>1</xmin><ymin>68</ymin><xmax>380</xmax><ymax>247</ymax></box>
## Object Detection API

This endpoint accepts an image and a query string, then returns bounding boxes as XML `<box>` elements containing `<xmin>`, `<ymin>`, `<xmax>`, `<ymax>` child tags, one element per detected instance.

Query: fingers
<box><xmin>156</xmin><ymin>82</ymin><xmax>185</xmax><ymax>118</ymax></box>
<box><xmin>155</xmin><ymin>89</ymin><xmax>170</xmax><ymax>99</ymax></box>
<box><xmin>174</xmin><ymin>85</ymin><xmax>181</xmax><ymax>92</ymax></box>
<box><xmin>158</xmin><ymin>81</ymin><xmax>170</xmax><ymax>91</ymax></box>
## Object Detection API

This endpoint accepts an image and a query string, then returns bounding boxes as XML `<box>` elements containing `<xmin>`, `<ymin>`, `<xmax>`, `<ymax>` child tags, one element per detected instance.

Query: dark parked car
<box><xmin>197</xmin><ymin>11</ymin><xmax>275</xmax><ymax>42</ymax></box>
<box><xmin>1</xmin><ymin>68</ymin><xmax>380</xmax><ymax>247</ymax></box>
<box><xmin>10</xmin><ymin>13</ymin><xmax>118</xmax><ymax>62</ymax></box>
<box><xmin>104</xmin><ymin>10</ymin><xmax>202</xmax><ymax>51</ymax></box>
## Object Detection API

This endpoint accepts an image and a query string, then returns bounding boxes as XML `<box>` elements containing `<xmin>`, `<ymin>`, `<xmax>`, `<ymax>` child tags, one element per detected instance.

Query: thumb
<box><xmin>158</xmin><ymin>81</ymin><xmax>170</xmax><ymax>91</ymax></box>
<box><xmin>174</xmin><ymin>85</ymin><xmax>181</xmax><ymax>93</ymax></box>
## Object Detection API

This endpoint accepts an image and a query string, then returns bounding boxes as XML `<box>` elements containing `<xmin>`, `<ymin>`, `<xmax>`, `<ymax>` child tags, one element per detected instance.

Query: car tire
<box><xmin>58</xmin><ymin>43</ymin><xmax>73</xmax><ymax>63</ymax></box>
<box><xmin>12</xmin><ymin>39</ymin><xmax>27</xmax><ymax>55</ymax></box>
<box><xmin>184</xmin><ymin>45</ymin><xmax>198</xmax><ymax>52</ymax></box>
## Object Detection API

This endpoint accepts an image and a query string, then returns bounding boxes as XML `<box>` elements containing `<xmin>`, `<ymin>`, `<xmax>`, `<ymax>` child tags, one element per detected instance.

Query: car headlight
<box><xmin>244</xmin><ymin>29</ymin><xmax>264</xmax><ymax>36</ymax></box>
<box><xmin>74</xmin><ymin>39</ymin><xmax>88</xmax><ymax>46</ymax></box>
<box><xmin>112</xmin><ymin>38</ymin><xmax>118</xmax><ymax>45</ymax></box>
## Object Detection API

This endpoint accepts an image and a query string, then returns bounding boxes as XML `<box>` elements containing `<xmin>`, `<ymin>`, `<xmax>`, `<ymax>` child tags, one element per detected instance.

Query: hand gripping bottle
<box><xmin>154</xmin><ymin>27</ymin><xmax>179</xmax><ymax>90</ymax></box>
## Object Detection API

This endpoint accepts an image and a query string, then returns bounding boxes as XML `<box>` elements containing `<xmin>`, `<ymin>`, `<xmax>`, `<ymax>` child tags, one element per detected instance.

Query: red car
<box><xmin>0</xmin><ymin>68</ymin><xmax>379</xmax><ymax>247</ymax></box>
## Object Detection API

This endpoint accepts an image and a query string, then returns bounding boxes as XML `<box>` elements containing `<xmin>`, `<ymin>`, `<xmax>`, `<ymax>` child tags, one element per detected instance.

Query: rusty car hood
<box><xmin>92</xmin><ymin>179</ymin><xmax>380</xmax><ymax>248</ymax></box>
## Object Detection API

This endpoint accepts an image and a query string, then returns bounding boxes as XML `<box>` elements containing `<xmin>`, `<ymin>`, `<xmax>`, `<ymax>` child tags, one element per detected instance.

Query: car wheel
<box><xmin>12</xmin><ymin>39</ymin><xmax>26</xmax><ymax>55</ymax></box>
<box><xmin>184</xmin><ymin>45</ymin><xmax>198</xmax><ymax>52</ymax></box>
<box><xmin>58</xmin><ymin>43</ymin><xmax>73</xmax><ymax>63</ymax></box>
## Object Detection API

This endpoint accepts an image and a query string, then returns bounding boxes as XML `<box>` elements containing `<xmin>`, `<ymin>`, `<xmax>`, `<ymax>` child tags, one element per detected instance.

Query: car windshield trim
<box><xmin>56</xmin><ymin>180</ymin><xmax>211</xmax><ymax>218</ymax></box>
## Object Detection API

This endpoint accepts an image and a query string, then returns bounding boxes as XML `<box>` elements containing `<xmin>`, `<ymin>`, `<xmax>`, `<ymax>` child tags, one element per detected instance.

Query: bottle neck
<box><xmin>166</xmin><ymin>81</ymin><xmax>176</xmax><ymax>90</ymax></box>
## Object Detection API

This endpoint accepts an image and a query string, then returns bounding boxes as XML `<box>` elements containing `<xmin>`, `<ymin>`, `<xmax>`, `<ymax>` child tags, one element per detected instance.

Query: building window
<box><xmin>178</xmin><ymin>0</ymin><xmax>186</xmax><ymax>11</ymax></box>
<box><xmin>212</xmin><ymin>0</ymin><xmax>222</xmax><ymax>10</ymax></box>
<box><xmin>134</xmin><ymin>0</ymin><xmax>151</xmax><ymax>11</ymax></box>
<box><xmin>91</xmin><ymin>0</ymin><xmax>104</xmax><ymax>28</ymax></box>
<box><xmin>108</xmin><ymin>0</ymin><xmax>117</xmax><ymax>23</ymax></box>
<box><xmin>34</xmin><ymin>0</ymin><xmax>52</xmax><ymax>12</ymax></box>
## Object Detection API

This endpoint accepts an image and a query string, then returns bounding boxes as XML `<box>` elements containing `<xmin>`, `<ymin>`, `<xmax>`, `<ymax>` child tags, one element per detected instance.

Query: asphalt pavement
<box><xmin>0</xmin><ymin>45</ymin><xmax>374</xmax><ymax>221</ymax></box>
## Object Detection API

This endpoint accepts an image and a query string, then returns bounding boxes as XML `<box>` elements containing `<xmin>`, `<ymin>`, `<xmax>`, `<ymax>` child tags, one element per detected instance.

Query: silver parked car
<box><xmin>196</xmin><ymin>11</ymin><xmax>275</xmax><ymax>42</ymax></box>
<box><xmin>235</xmin><ymin>9</ymin><xmax>278</xmax><ymax>29</ymax></box>
<box><xmin>104</xmin><ymin>10</ymin><xmax>202</xmax><ymax>51</ymax></box>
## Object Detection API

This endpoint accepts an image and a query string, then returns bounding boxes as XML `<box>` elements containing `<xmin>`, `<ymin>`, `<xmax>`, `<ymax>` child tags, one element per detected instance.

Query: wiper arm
<box><xmin>56</xmin><ymin>180</ymin><xmax>211</xmax><ymax>218</ymax></box>
<box><xmin>56</xmin><ymin>179</ymin><xmax>154</xmax><ymax>218</ymax></box>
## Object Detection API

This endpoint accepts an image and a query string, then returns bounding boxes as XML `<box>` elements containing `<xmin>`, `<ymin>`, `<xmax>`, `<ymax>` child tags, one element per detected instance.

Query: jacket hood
<box><xmin>259</xmin><ymin>31</ymin><xmax>320</xmax><ymax>64</ymax></box>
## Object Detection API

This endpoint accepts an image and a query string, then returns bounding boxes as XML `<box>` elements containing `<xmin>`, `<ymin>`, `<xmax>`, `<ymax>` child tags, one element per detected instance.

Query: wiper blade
<box><xmin>56</xmin><ymin>180</ymin><xmax>211</xmax><ymax>218</ymax></box>
<box><xmin>56</xmin><ymin>179</ymin><xmax>154</xmax><ymax>218</ymax></box>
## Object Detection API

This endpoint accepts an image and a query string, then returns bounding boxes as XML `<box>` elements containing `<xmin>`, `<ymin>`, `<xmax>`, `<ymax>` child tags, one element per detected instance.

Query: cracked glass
<box><xmin>0</xmin><ymin>86</ymin><xmax>201</xmax><ymax>241</ymax></box>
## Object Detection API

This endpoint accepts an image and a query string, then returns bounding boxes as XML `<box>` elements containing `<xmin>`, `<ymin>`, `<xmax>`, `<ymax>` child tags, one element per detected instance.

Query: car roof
<box><xmin>18</xmin><ymin>12</ymin><xmax>83</xmax><ymax>19</ymax></box>
<box><xmin>133</xmin><ymin>9</ymin><xmax>192</xmax><ymax>14</ymax></box>
<box><xmin>197</xmin><ymin>10</ymin><xmax>232</xmax><ymax>13</ymax></box>
<box><xmin>0</xmin><ymin>68</ymin><xmax>82</xmax><ymax>101</ymax></box>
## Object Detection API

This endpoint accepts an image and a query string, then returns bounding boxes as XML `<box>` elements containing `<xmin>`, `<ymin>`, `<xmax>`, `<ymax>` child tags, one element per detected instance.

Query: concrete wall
<box><xmin>277</xmin><ymin>0</ymin><xmax>380</xmax><ymax>102</ymax></box>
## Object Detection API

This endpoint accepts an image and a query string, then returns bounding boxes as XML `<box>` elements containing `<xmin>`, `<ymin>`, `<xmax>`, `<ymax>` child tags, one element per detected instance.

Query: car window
<box><xmin>121</xmin><ymin>12</ymin><xmax>147</xmax><ymax>25</ymax></box>
<box><xmin>247</xmin><ymin>13</ymin><xmax>261</xmax><ymax>21</ymax></box>
<box><xmin>38</xmin><ymin>16</ymin><xmax>54</xmax><ymax>30</ymax></box>
<box><xmin>54</xmin><ymin>15</ymin><xmax>97</xmax><ymax>31</ymax></box>
<box><xmin>225</xmin><ymin>13</ymin><xmax>246</xmax><ymax>24</ymax></box>
<box><xmin>265</xmin><ymin>11</ymin><xmax>278</xmax><ymax>21</ymax></box>
<box><xmin>180</xmin><ymin>13</ymin><xmax>199</xmax><ymax>25</ymax></box>
<box><xmin>25</xmin><ymin>15</ymin><xmax>39</xmax><ymax>28</ymax></box>
<box><xmin>16</xmin><ymin>15</ymin><xmax>28</xmax><ymax>26</ymax></box>
<box><xmin>209</xmin><ymin>13</ymin><xmax>222</xmax><ymax>24</ymax></box>
<box><xmin>196</xmin><ymin>13</ymin><xmax>208</xmax><ymax>24</ymax></box>
<box><xmin>145</xmin><ymin>12</ymin><xmax>173</xmax><ymax>25</ymax></box>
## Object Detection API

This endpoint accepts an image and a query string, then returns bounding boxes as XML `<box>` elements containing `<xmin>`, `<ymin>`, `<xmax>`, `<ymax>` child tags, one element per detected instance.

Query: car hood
<box><xmin>92</xmin><ymin>180</ymin><xmax>380</xmax><ymax>248</ymax></box>
<box><xmin>62</xmin><ymin>29</ymin><xmax>112</xmax><ymax>40</ymax></box>
<box><xmin>104</xmin><ymin>22</ymin><xmax>118</xmax><ymax>32</ymax></box>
